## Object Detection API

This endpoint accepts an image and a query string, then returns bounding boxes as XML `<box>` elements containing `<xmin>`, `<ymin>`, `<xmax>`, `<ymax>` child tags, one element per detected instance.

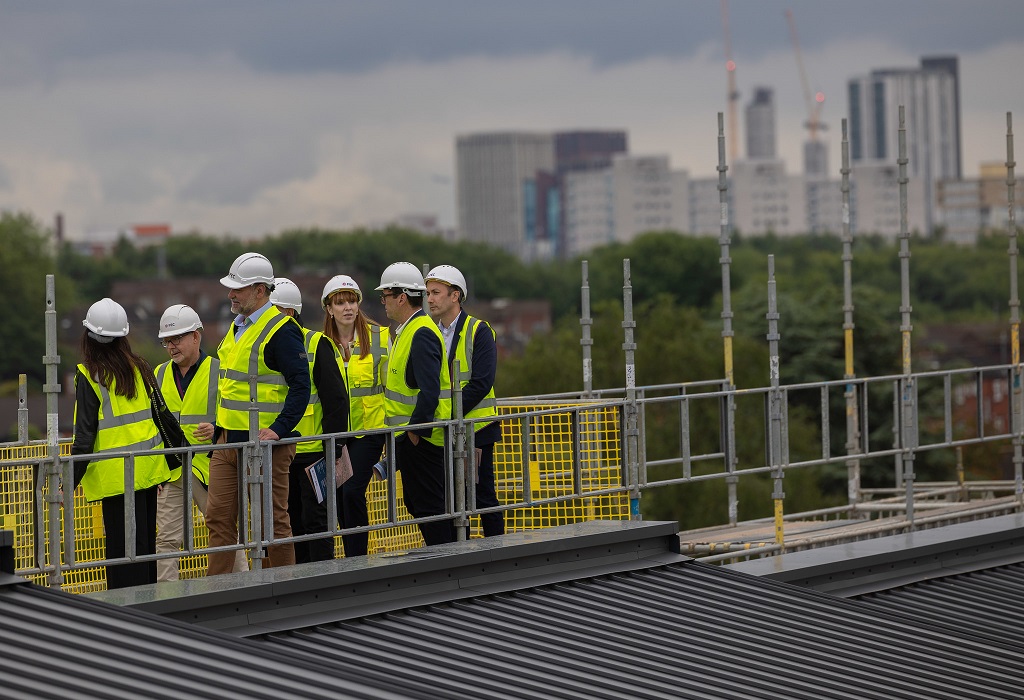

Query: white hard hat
<box><xmin>321</xmin><ymin>274</ymin><xmax>362</xmax><ymax>308</ymax></box>
<box><xmin>83</xmin><ymin>298</ymin><xmax>129</xmax><ymax>341</ymax></box>
<box><xmin>375</xmin><ymin>261</ymin><xmax>425</xmax><ymax>295</ymax></box>
<box><xmin>220</xmin><ymin>252</ymin><xmax>275</xmax><ymax>290</ymax></box>
<box><xmin>270</xmin><ymin>277</ymin><xmax>303</xmax><ymax>313</ymax></box>
<box><xmin>158</xmin><ymin>304</ymin><xmax>203</xmax><ymax>338</ymax></box>
<box><xmin>425</xmin><ymin>264</ymin><xmax>468</xmax><ymax>302</ymax></box>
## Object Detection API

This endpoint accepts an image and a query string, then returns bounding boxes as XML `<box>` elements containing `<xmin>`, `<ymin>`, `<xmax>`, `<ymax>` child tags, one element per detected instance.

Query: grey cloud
<box><xmin>0</xmin><ymin>162</ymin><xmax>10</xmax><ymax>190</ymax></box>
<box><xmin>2</xmin><ymin>0</ymin><xmax>1023</xmax><ymax>81</ymax></box>
<box><xmin>179</xmin><ymin>143</ymin><xmax>316</xmax><ymax>206</ymax></box>
<box><xmin>101</xmin><ymin>167</ymin><xmax>162</xmax><ymax>204</ymax></box>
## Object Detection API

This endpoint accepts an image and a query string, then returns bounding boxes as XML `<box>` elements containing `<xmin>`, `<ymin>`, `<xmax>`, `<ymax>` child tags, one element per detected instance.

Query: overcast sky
<box><xmin>2</xmin><ymin>0</ymin><xmax>1022</xmax><ymax>240</ymax></box>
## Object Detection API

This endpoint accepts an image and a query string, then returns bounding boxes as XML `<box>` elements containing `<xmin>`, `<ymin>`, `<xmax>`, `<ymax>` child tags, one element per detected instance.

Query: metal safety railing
<box><xmin>5</xmin><ymin>108</ymin><xmax>1024</xmax><ymax>585</ymax></box>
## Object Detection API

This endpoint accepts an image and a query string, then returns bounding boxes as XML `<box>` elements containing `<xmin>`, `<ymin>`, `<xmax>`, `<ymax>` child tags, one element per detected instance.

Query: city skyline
<box><xmin>1</xmin><ymin>1</ymin><xmax>1022</xmax><ymax>240</ymax></box>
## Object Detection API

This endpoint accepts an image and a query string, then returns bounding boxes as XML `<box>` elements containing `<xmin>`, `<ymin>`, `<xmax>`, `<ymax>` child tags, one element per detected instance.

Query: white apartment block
<box><xmin>455</xmin><ymin>132</ymin><xmax>554</xmax><ymax>258</ymax></box>
<box><xmin>688</xmin><ymin>177</ymin><xmax>727</xmax><ymax>236</ymax></box>
<box><xmin>564</xmin><ymin>155</ymin><xmax>689</xmax><ymax>256</ymax></box>
<box><xmin>937</xmin><ymin>163</ymin><xmax>1024</xmax><ymax>245</ymax></box>
<box><xmin>729</xmin><ymin>160</ymin><xmax>807</xmax><ymax>236</ymax></box>
<box><xmin>849</xmin><ymin>162</ymin><xmax>927</xmax><ymax>236</ymax></box>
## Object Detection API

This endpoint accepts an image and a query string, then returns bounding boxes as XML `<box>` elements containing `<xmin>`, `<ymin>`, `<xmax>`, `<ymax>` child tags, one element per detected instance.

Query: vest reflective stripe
<box><xmin>215</xmin><ymin>310</ymin><xmax>293</xmax><ymax>430</ymax></box>
<box><xmin>452</xmin><ymin>316</ymin><xmax>498</xmax><ymax>429</ymax></box>
<box><xmin>76</xmin><ymin>364</ymin><xmax>171</xmax><ymax>502</ymax></box>
<box><xmin>342</xmin><ymin>325</ymin><xmax>388</xmax><ymax>432</ymax></box>
<box><xmin>155</xmin><ymin>356</ymin><xmax>219</xmax><ymax>485</ymax></box>
<box><xmin>383</xmin><ymin>314</ymin><xmax>451</xmax><ymax>446</ymax></box>
<box><xmin>296</xmin><ymin>329</ymin><xmax>340</xmax><ymax>454</ymax></box>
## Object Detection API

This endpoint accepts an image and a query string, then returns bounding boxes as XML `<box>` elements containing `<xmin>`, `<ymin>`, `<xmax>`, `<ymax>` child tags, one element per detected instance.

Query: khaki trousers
<box><xmin>155</xmin><ymin>472</ymin><xmax>248</xmax><ymax>581</ymax></box>
<box><xmin>205</xmin><ymin>437</ymin><xmax>296</xmax><ymax>576</ymax></box>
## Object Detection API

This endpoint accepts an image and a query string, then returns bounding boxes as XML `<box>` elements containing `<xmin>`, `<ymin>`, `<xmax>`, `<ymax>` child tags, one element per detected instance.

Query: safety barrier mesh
<box><xmin>1</xmin><ymin>402</ymin><xmax>627</xmax><ymax>592</ymax></box>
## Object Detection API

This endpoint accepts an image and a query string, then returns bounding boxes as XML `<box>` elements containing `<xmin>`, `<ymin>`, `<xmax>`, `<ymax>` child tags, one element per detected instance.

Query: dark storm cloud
<box><xmin>3</xmin><ymin>0</ymin><xmax>1022</xmax><ymax>79</ymax></box>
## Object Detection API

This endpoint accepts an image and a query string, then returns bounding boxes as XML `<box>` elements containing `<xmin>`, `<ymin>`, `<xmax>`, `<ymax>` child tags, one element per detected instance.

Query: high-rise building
<box><xmin>847</xmin><ymin>56</ymin><xmax>961</xmax><ymax>234</ymax></box>
<box><xmin>455</xmin><ymin>130</ymin><xmax>626</xmax><ymax>260</ymax></box>
<box><xmin>563</xmin><ymin>154</ymin><xmax>688</xmax><ymax>255</ymax></box>
<box><xmin>455</xmin><ymin>132</ymin><xmax>555</xmax><ymax>259</ymax></box>
<box><xmin>745</xmin><ymin>87</ymin><xmax>776</xmax><ymax>160</ymax></box>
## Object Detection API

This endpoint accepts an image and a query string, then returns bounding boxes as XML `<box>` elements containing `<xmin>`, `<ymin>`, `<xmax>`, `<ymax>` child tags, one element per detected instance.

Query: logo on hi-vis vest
<box><xmin>390</xmin><ymin>367</ymin><xmax>399</xmax><ymax>375</ymax></box>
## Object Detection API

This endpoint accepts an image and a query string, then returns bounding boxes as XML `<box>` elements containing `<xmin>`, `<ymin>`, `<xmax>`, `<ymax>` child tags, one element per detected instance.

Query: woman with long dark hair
<box><xmin>71</xmin><ymin>298</ymin><xmax>170</xmax><ymax>589</ymax></box>
<box><xmin>321</xmin><ymin>275</ymin><xmax>388</xmax><ymax>556</ymax></box>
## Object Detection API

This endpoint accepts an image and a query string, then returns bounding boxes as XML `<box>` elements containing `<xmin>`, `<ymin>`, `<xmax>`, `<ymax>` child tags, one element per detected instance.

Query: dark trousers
<box><xmin>475</xmin><ymin>442</ymin><xmax>505</xmax><ymax>537</ymax></box>
<box><xmin>288</xmin><ymin>451</ymin><xmax>335</xmax><ymax>563</ymax></box>
<box><xmin>338</xmin><ymin>433</ymin><xmax>386</xmax><ymax>557</ymax></box>
<box><xmin>396</xmin><ymin>435</ymin><xmax>456</xmax><ymax>546</ymax></box>
<box><xmin>101</xmin><ymin>485</ymin><xmax>158</xmax><ymax>590</ymax></box>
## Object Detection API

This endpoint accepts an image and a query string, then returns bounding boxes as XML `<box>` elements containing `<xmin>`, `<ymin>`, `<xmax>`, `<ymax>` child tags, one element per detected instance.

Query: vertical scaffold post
<box><xmin>897</xmin><ymin>105</ymin><xmax>918</xmax><ymax>524</ymax></box>
<box><xmin>43</xmin><ymin>275</ymin><xmax>63</xmax><ymax>587</ymax></box>
<box><xmin>246</xmin><ymin>374</ymin><xmax>264</xmax><ymax>570</ymax></box>
<box><xmin>766</xmin><ymin>256</ymin><xmax>785</xmax><ymax>547</ymax></box>
<box><xmin>452</xmin><ymin>359</ymin><xmax>468</xmax><ymax>541</ymax></box>
<box><xmin>1006</xmin><ymin>112</ymin><xmax>1023</xmax><ymax>505</ymax></box>
<box><xmin>840</xmin><ymin>118</ymin><xmax>862</xmax><ymax>512</ymax></box>
<box><xmin>581</xmin><ymin>260</ymin><xmax>594</xmax><ymax>399</ymax></box>
<box><xmin>718</xmin><ymin>111</ymin><xmax>739</xmax><ymax>526</ymax></box>
<box><xmin>622</xmin><ymin>259</ymin><xmax>641</xmax><ymax>520</ymax></box>
<box><xmin>17</xmin><ymin>374</ymin><xmax>28</xmax><ymax>444</ymax></box>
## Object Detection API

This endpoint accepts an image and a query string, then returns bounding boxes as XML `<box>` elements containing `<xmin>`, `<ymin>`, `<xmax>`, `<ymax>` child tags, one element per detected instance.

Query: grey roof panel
<box><xmin>854</xmin><ymin>561</ymin><xmax>1024</xmax><ymax>644</ymax></box>
<box><xmin>259</xmin><ymin>560</ymin><xmax>1024</xmax><ymax>700</ymax></box>
<box><xmin>0</xmin><ymin>578</ymin><xmax>419</xmax><ymax>700</ymax></box>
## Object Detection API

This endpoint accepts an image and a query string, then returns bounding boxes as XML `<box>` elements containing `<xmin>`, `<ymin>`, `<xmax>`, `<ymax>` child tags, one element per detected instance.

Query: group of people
<box><xmin>71</xmin><ymin>253</ymin><xmax>505</xmax><ymax>590</ymax></box>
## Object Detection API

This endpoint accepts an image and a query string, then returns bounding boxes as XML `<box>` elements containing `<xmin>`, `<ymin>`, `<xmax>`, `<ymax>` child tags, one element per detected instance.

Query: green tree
<box><xmin>0</xmin><ymin>212</ymin><xmax>76</xmax><ymax>385</ymax></box>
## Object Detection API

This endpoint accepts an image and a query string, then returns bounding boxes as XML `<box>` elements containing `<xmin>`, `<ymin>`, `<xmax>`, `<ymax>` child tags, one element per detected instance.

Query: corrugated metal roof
<box><xmin>9</xmin><ymin>519</ymin><xmax>1024</xmax><ymax>699</ymax></box>
<box><xmin>258</xmin><ymin>560</ymin><xmax>1024</xmax><ymax>700</ymax></box>
<box><xmin>854</xmin><ymin>560</ymin><xmax>1024</xmax><ymax>645</ymax></box>
<box><xmin>0</xmin><ymin>575</ymin><xmax>415</xmax><ymax>700</ymax></box>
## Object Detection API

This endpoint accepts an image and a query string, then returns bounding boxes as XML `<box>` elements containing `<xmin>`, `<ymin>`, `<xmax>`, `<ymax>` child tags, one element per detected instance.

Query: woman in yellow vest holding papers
<box><xmin>71</xmin><ymin>298</ymin><xmax>170</xmax><ymax>589</ymax></box>
<box><xmin>321</xmin><ymin>275</ymin><xmax>389</xmax><ymax>557</ymax></box>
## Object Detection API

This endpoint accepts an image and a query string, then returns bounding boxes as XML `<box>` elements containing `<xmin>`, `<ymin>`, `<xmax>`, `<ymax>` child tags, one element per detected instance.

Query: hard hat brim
<box><xmin>220</xmin><ymin>274</ymin><xmax>251</xmax><ymax>289</ymax></box>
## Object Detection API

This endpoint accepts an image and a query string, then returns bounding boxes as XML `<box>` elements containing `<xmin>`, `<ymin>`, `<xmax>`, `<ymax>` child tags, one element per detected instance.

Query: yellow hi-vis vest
<box><xmin>341</xmin><ymin>324</ymin><xmax>388</xmax><ymax>432</ymax></box>
<box><xmin>295</xmin><ymin>329</ymin><xmax>341</xmax><ymax>454</ymax></box>
<box><xmin>452</xmin><ymin>316</ymin><xmax>498</xmax><ymax>430</ymax></box>
<box><xmin>75</xmin><ymin>364</ymin><xmax>171</xmax><ymax>502</ymax></box>
<box><xmin>384</xmin><ymin>313</ymin><xmax>451</xmax><ymax>446</ymax></box>
<box><xmin>215</xmin><ymin>310</ymin><xmax>293</xmax><ymax>431</ymax></box>
<box><xmin>154</xmin><ymin>355</ymin><xmax>219</xmax><ymax>484</ymax></box>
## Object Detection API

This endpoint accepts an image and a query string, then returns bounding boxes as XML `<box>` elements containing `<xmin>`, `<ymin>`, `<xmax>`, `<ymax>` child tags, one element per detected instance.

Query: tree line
<box><xmin>4</xmin><ymin>211</ymin><xmax>1021</xmax><ymax>527</ymax></box>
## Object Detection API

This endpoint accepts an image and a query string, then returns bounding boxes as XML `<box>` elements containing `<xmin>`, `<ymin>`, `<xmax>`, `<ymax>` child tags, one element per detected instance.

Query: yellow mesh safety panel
<box><xmin>1</xmin><ymin>402</ymin><xmax>627</xmax><ymax>592</ymax></box>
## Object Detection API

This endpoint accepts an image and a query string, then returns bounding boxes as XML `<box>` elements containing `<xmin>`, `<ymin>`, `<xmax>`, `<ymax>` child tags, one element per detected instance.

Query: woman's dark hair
<box><xmin>79</xmin><ymin>332</ymin><xmax>153</xmax><ymax>400</ymax></box>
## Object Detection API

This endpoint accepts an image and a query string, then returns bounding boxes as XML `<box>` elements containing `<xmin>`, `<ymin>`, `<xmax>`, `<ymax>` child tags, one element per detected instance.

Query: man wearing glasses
<box><xmin>376</xmin><ymin>261</ymin><xmax>456</xmax><ymax>546</ymax></box>
<box><xmin>153</xmin><ymin>305</ymin><xmax>247</xmax><ymax>580</ymax></box>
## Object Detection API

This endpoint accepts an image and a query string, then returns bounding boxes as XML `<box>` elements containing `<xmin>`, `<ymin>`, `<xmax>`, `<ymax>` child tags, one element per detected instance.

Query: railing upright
<box><xmin>622</xmin><ymin>259</ymin><xmax>641</xmax><ymax>520</ymax></box>
<box><xmin>1006</xmin><ymin>112</ymin><xmax>1023</xmax><ymax>506</ymax></box>
<box><xmin>897</xmin><ymin>105</ymin><xmax>918</xmax><ymax>524</ymax></box>
<box><xmin>766</xmin><ymin>256</ymin><xmax>785</xmax><ymax>547</ymax></box>
<box><xmin>43</xmin><ymin>275</ymin><xmax>63</xmax><ymax>586</ymax></box>
<box><xmin>718</xmin><ymin>111</ymin><xmax>739</xmax><ymax>525</ymax></box>
<box><xmin>840</xmin><ymin>118</ymin><xmax>862</xmax><ymax>512</ymax></box>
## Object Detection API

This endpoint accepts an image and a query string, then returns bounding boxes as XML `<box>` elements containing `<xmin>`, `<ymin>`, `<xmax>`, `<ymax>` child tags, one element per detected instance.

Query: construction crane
<box><xmin>785</xmin><ymin>8</ymin><xmax>826</xmax><ymax>141</ymax></box>
<box><xmin>721</xmin><ymin>0</ymin><xmax>740</xmax><ymax>160</ymax></box>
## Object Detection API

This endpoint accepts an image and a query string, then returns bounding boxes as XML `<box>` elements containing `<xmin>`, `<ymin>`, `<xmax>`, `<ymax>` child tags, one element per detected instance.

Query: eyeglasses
<box><xmin>160</xmin><ymin>332</ymin><xmax>192</xmax><ymax>348</ymax></box>
<box><xmin>379</xmin><ymin>292</ymin><xmax>397</xmax><ymax>303</ymax></box>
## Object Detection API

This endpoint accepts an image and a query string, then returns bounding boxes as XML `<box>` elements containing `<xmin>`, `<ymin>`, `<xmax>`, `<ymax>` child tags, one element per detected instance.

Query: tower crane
<box><xmin>785</xmin><ymin>8</ymin><xmax>826</xmax><ymax>141</ymax></box>
<box><xmin>721</xmin><ymin>0</ymin><xmax>740</xmax><ymax>160</ymax></box>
